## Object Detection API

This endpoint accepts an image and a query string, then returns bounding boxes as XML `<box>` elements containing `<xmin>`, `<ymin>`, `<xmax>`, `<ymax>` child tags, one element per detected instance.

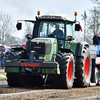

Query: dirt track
<box><xmin>0</xmin><ymin>69</ymin><xmax>100</xmax><ymax>100</ymax></box>
<box><xmin>0</xmin><ymin>82</ymin><xmax>100</xmax><ymax>100</ymax></box>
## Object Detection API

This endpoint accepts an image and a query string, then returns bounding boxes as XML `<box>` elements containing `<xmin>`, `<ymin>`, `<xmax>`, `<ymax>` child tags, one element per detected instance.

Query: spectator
<box><xmin>0</xmin><ymin>49</ymin><xmax>5</xmax><ymax>69</ymax></box>
<box><xmin>93</xmin><ymin>33</ymin><xmax>100</xmax><ymax>45</ymax></box>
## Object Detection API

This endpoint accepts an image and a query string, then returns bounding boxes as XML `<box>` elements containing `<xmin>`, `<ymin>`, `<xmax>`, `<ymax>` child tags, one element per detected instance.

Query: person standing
<box><xmin>93</xmin><ymin>33</ymin><xmax>100</xmax><ymax>45</ymax></box>
<box><xmin>0</xmin><ymin>49</ymin><xmax>5</xmax><ymax>69</ymax></box>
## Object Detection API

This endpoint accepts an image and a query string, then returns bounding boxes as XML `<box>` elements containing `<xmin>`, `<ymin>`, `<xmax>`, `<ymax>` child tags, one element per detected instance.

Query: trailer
<box><xmin>89</xmin><ymin>45</ymin><xmax>100</xmax><ymax>86</ymax></box>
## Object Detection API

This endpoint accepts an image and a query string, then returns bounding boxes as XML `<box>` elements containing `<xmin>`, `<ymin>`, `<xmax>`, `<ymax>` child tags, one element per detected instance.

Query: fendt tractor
<box><xmin>4</xmin><ymin>11</ymin><xmax>99</xmax><ymax>89</ymax></box>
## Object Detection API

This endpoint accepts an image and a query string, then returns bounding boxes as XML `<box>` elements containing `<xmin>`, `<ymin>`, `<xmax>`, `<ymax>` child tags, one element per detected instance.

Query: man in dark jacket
<box><xmin>53</xmin><ymin>24</ymin><xmax>63</xmax><ymax>38</ymax></box>
<box><xmin>93</xmin><ymin>33</ymin><xmax>100</xmax><ymax>45</ymax></box>
<box><xmin>0</xmin><ymin>49</ymin><xmax>5</xmax><ymax>69</ymax></box>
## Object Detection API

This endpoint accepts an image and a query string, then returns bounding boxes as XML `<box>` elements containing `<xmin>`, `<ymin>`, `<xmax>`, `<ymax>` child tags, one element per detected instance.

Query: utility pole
<box><xmin>81</xmin><ymin>11</ymin><xmax>87</xmax><ymax>41</ymax></box>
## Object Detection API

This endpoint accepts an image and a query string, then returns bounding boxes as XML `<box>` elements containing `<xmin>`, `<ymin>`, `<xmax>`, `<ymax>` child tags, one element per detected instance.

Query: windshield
<box><xmin>38</xmin><ymin>21</ymin><xmax>64</xmax><ymax>39</ymax></box>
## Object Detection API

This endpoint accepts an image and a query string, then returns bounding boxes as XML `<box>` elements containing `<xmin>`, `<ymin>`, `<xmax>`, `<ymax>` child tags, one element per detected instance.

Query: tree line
<box><xmin>0</xmin><ymin>0</ymin><xmax>100</xmax><ymax>46</ymax></box>
<box><xmin>84</xmin><ymin>0</ymin><xmax>100</xmax><ymax>44</ymax></box>
<box><xmin>0</xmin><ymin>12</ymin><xmax>31</xmax><ymax>46</ymax></box>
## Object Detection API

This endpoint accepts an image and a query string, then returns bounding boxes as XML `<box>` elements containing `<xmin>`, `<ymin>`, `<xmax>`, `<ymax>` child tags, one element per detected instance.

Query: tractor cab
<box><xmin>37</xmin><ymin>18</ymin><xmax>65</xmax><ymax>49</ymax></box>
<box><xmin>16</xmin><ymin>11</ymin><xmax>82</xmax><ymax>52</ymax></box>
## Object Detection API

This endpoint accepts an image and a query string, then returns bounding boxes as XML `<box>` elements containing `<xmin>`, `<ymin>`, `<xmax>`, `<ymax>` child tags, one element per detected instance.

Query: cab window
<box><xmin>66</xmin><ymin>24</ymin><xmax>73</xmax><ymax>36</ymax></box>
<box><xmin>38</xmin><ymin>21</ymin><xmax>64</xmax><ymax>38</ymax></box>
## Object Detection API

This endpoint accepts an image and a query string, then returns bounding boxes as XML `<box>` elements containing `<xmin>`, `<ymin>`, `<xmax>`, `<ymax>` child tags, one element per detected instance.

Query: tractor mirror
<box><xmin>16</xmin><ymin>23</ymin><xmax>22</xmax><ymax>30</ymax></box>
<box><xmin>25</xmin><ymin>34</ymin><xmax>32</xmax><ymax>39</ymax></box>
<box><xmin>75</xmin><ymin>24</ymin><xmax>82</xmax><ymax>31</ymax></box>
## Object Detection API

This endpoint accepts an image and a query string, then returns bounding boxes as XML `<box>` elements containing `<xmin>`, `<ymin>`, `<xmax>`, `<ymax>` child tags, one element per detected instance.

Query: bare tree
<box><xmin>4</xmin><ymin>34</ymin><xmax>22</xmax><ymax>46</ymax></box>
<box><xmin>0</xmin><ymin>12</ymin><xmax>21</xmax><ymax>45</ymax></box>
<box><xmin>21</xmin><ymin>22</ymin><xmax>33</xmax><ymax>43</ymax></box>
<box><xmin>0</xmin><ymin>12</ymin><xmax>12</xmax><ymax>44</ymax></box>
<box><xmin>91</xmin><ymin>0</ymin><xmax>100</xmax><ymax>5</ymax></box>
<box><xmin>86</xmin><ymin>7</ymin><xmax>100</xmax><ymax>44</ymax></box>
<box><xmin>87</xmin><ymin>7</ymin><xmax>100</xmax><ymax>34</ymax></box>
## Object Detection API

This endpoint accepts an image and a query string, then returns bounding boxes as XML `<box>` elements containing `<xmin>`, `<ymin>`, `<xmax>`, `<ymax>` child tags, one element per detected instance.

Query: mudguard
<box><xmin>60</xmin><ymin>41</ymin><xmax>89</xmax><ymax>56</ymax></box>
<box><xmin>75</xmin><ymin>41</ymin><xmax>89</xmax><ymax>56</ymax></box>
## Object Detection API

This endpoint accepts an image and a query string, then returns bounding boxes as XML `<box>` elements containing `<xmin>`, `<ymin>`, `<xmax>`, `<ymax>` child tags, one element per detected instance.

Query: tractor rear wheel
<box><xmin>7</xmin><ymin>73</ymin><xmax>25</xmax><ymax>87</ymax></box>
<box><xmin>74</xmin><ymin>46</ymin><xmax>91</xmax><ymax>87</ymax></box>
<box><xmin>54</xmin><ymin>52</ymin><xmax>75</xmax><ymax>89</ymax></box>
<box><xmin>7</xmin><ymin>73</ymin><xmax>44</xmax><ymax>87</ymax></box>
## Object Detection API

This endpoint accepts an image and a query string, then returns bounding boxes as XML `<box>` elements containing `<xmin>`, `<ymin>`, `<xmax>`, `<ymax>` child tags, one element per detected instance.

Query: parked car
<box><xmin>10</xmin><ymin>44</ymin><xmax>22</xmax><ymax>48</ymax></box>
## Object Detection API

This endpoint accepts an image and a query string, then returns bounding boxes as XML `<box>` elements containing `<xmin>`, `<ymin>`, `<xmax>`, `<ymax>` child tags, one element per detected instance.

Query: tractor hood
<box><xmin>31</xmin><ymin>38</ymin><xmax>51</xmax><ymax>55</ymax></box>
<box><xmin>31</xmin><ymin>38</ymin><xmax>58</xmax><ymax>58</ymax></box>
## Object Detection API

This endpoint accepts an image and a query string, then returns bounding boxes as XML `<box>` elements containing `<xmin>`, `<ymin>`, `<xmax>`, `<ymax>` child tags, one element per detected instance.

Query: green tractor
<box><xmin>5</xmin><ymin>11</ymin><xmax>91</xmax><ymax>89</ymax></box>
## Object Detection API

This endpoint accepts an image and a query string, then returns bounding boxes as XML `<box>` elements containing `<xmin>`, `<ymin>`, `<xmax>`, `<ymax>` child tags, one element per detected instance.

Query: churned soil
<box><xmin>0</xmin><ymin>83</ymin><xmax>100</xmax><ymax>100</ymax></box>
<box><xmin>0</xmin><ymin>69</ymin><xmax>100</xmax><ymax>100</ymax></box>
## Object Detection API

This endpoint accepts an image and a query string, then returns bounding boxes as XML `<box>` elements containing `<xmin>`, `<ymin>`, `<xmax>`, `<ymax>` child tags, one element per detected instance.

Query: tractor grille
<box><xmin>31</xmin><ymin>39</ymin><xmax>51</xmax><ymax>55</ymax></box>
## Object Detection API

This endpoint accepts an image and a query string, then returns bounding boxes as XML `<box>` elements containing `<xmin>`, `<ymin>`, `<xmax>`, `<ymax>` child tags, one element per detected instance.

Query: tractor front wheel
<box><xmin>54</xmin><ymin>52</ymin><xmax>75</xmax><ymax>89</ymax></box>
<box><xmin>7</xmin><ymin>73</ymin><xmax>25</xmax><ymax>87</ymax></box>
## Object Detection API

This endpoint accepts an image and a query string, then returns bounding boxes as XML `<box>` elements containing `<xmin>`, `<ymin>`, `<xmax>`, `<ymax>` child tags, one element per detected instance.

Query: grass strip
<box><xmin>0</xmin><ymin>73</ymin><xmax>7</xmax><ymax>80</ymax></box>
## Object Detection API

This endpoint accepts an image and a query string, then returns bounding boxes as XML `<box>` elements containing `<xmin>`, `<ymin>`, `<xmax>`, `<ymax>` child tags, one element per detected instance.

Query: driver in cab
<box><xmin>53</xmin><ymin>24</ymin><xmax>63</xmax><ymax>38</ymax></box>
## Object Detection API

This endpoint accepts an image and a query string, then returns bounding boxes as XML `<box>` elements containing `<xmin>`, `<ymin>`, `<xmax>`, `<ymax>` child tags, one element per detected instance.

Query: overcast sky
<box><xmin>0</xmin><ymin>0</ymin><xmax>96</xmax><ymax>38</ymax></box>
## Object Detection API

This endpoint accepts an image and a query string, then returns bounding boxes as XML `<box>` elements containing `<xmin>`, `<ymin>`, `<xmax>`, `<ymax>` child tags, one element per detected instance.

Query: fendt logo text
<box><xmin>21</xmin><ymin>63</ymin><xmax>40</xmax><ymax>67</ymax></box>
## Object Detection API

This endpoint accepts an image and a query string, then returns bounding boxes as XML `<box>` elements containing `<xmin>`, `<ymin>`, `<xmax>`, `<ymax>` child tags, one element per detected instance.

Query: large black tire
<box><xmin>7</xmin><ymin>73</ymin><xmax>44</xmax><ymax>87</ymax></box>
<box><xmin>54</xmin><ymin>52</ymin><xmax>75</xmax><ymax>89</ymax></box>
<box><xmin>7</xmin><ymin>73</ymin><xmax>25</xmax><ymax>87</ymax></box>
<box><xmin>74</xmin><ymin>46</ymin><xmax>92</xmax><ymax>87</ymax></box>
